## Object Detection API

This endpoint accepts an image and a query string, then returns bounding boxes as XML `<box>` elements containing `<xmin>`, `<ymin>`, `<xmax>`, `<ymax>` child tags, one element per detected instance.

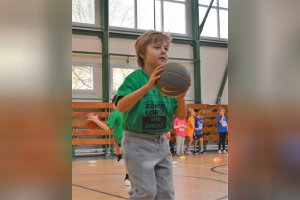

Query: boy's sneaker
<box><xmin>194</xmin><ymin>151</ymin><xmax>199</xmax><ymax>155</ymax></box>
<box><xmin>185</xmin><ymin>151</ymin><xmax>192</xmax><ymax>155</ymax></box>
<box><xmin>223</xmin><ymin>150</ymin><xmax>227</xmax><ymax>154</ymax></box>
<box><xmin>124</xmin><ymin>179</ymin><xmax>131</xmax><ymax>186</ymax></box>
<box><xmin>200</xmin><ymin>150</ymin><xmax>206</xmax><ymax>154</ymax></box>
<box><xmin>218</xmin><ymin>150</ymin><xmax>222</xmax><ymax>154</ymax></box>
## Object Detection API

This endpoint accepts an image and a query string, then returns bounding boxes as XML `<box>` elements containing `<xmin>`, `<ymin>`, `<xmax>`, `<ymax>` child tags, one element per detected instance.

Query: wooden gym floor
<box><xmin>72</xmin><ymin>153</ymin><xmax>228</xmax><ymax>200</ymax></box>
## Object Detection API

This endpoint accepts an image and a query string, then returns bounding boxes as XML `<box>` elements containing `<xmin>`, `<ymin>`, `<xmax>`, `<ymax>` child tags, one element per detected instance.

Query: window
<box><xmin>199</xmin><ymin>0</ymin><xmax>228</xmax><ymax>39</ymax></box>
<box><xmin>109</xmin><ymin>0</ymin><xmax>188</xmax><ymax>35</ymax></box>
<box><xmin>72</xmin><ymin>0</ymin><xmax>95</xmax><ymax>24</ymax></box>
<box><xmin>112</xmin><ymin>68</ymin><xmax>135</xmax><ymax>92</ymax></box>
<box><xmin>163</xmin><ymin>1</ymin><xmax>186</xmax><ymax>34</ymax></box>
<box><xmin>112</xmin><ymin>68</ymin><xmax>134</xmax><ymax>92</ymax></box>
<box><xmin>109</xmin><ymin>0</ymin><xmax>135</xmax><ymax>28</ymax></box>
<box><xmin>72</xmin><ymin>64</ymin><xmax>94</xmax><ymax>91</ymax></box>
<box><xmin>137</xmin><ymin>0</ymin><xmax>155</xmax><ymax>30</ymax></box>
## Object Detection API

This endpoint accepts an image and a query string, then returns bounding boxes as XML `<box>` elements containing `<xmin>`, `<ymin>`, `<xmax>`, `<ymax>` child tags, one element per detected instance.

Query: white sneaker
<box><xmin>223</xmin><ymin>150</ymin><xmax>227</xmax><ymax>153</ymax></box>
<box><xmin>124</xmin><ymin>179</ymin><xmax>131</xmax><ymax>186</ymax></box>
<box><xmin>218</xmin><ymin>150</ymin><xmax>222</xmax><ymax>154</ymax></box>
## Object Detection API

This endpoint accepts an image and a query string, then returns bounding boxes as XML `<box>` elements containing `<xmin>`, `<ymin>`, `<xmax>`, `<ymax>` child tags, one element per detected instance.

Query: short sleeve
<box><xmin>117</xmin><ymin>73</ymin><xmax>138</xmax><ymax>98</ymax></box>
<box><xmin>107</xmin><ymin>113</ymin><xmax>115</xmax><ymax>129</ymax></box>
<box><xmin>216</xmin><ymin>116</ymin><xmax>221</xmax><ymax>122</ymax></box>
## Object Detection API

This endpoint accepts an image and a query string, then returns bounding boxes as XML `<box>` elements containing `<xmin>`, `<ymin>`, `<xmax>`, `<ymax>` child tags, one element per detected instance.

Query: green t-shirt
<box><xmin>107</xmin><ymin>110</ymin><xmax>123</xmax><ymax>144</ymax></box>
<box><xmin>117</xmin><ymin>69</ymin><xmax>178</xmax><ymax>134</ymax></box>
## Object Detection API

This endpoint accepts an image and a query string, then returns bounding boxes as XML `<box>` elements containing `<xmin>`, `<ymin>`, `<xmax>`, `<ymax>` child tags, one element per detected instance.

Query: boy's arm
<box><xmin>117</xmin><ymin>84</ymin><xmax>151</xmax><ymax>112</ymax></box>
<box><xmin>175</xmin><ymin>96</ymin><xmax>187</xmax><ymax>120</ymax></box>
<box><xmin>87</xmin><ymin>113</ymin><xmax>110</xmax><ymax>131</ymax></box>
<box><xmin>117</xmin><ymin>66</ymin><xmax>163</xmax><ymax>112</ymax></box>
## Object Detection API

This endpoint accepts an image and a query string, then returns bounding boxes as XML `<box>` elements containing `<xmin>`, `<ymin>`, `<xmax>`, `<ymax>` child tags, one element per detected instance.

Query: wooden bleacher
<box><xmin>72</xmin><ymin>102</ymin><xmax>228</xmax><ymax>157</ymax></box>
<box><xmin>72</xmin><ymin>102</ymin><xmax>115</xmax><ymax>157</ymax></box>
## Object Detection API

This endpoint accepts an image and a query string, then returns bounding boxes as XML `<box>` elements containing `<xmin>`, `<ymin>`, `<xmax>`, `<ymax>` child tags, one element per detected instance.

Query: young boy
<box><xmin>194</xmin><ymin>110</ymin><xmax>206</xmax><ymax>154</ymax></box>
<box><xmin>115</xmin><ymin>30</ymin><xmax>187</xmax><ymax>200</ymax></box>
<box><xmin>87</xmin><ymin>95</ymin><xmax>131</xmax><ymax>186</ymax></box>
<box><xmin>217</xmin><ymin>107</ymin><xmax>228</xmax><ymax>154</ymax></box>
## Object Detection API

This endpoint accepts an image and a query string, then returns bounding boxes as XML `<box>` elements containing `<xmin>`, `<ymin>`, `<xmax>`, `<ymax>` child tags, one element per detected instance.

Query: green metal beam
<box><xmin>216</xmin><ymin>64</ymin><xmax>228</xmax><ymax>104</ymax></box>
<box><xmin>72</xmin><ymin>26</ymin><xmax>103</xmax><ymax>36</ymax></box>
<box><xmin>200</xmin><ymin>39</ymin><xmax>228</xmax><ymax>48</ymax></box>
<box><xmin>109</xmin><ymin>29</ymin><xmax>194</xmax><ymax>45</ymax></box>
<box><xmin>192</xmin><ymin>0</ymin><xmax>201</xmax><ymax>104</ymax></box>
<box><xmin>101</xmin><ymin>0</ymin><xmax>109</xmax><ymax>102</ymax></box>
<box><xmin>72</xmin><ymin>51</ymin><xmax>193</xmax><ymax>61</ymax></box>
<box><xmin>199</xmin><ymin>0</ymin><xmax>215</xmax><ymax>35</ymax></box>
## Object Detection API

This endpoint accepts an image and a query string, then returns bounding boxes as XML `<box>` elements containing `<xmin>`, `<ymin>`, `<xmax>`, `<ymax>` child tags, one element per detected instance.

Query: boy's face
<box><xmin>144</xmin><ymin>41</ymin><xmax>169</xmax><ymax>68</ymax></box>
<box><xmin>219</xmin><ymin>110</ymin><xmax>225</xmax><ymax>116</ymax></box>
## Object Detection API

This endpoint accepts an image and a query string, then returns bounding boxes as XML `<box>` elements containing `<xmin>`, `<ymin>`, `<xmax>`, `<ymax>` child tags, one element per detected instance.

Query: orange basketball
<box><xmin>86</xmin><ymin>120</ymin><xmax>98</xmax><ymax>129</ymax></box>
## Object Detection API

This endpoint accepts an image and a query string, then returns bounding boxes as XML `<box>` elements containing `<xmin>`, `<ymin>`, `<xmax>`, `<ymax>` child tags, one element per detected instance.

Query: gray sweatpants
<box><xmin>176</xmin><ymin>136</ymin><xmax>185</xmax><ymax>155</ymax></box>
<box><xmin>122</xmin><ymin>131</ymin><xmax>174</xmax><ymax>200</ymax></box>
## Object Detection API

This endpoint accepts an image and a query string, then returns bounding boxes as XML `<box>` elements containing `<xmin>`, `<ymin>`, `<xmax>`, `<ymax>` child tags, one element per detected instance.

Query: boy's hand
<box><xmin>146</xmin><ymin>65</ymin><xmax>163</xmax><ymax>90</ymax></box>
<box><xmin>87</xmin><ymin>113</ymin><xmax>99</xmax><ymax>122</ymax></box>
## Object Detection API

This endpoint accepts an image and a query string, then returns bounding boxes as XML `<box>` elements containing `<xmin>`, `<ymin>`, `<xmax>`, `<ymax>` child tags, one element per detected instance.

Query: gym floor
<box><xmin>72</xmin><ymin>152</ymin><xmax>228</xmax><ymax>200</ymax></box>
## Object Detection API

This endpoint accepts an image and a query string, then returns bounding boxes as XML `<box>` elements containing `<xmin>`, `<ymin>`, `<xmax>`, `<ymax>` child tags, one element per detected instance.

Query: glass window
<box><xmin>72</xmin><ymin>65</ymin><xmax>94</xmax><ymax>90</ymax></box>
<box><xmin>155</xmin><ymin>0</ymin><xmax>162</xmax><ymax>31</ymax></box>
<box><xmin>199</xmin><ymin>6</ymin><xmax>218</xmax><ymax>38</ymax></box>
<box><xmin>219</xmin><ymin>9</ymin><xmax>228</xmax><ymax>39</ymax></box>
<box><xmin>198</xmin><ymin>0</ymin><xmax>228</xmax><ymax>40</ymax></box>
<box><xmin>163</xmin><ymin>1</ymin><xmax>186</xmax><ymax>34</ymax></box>
<box><xmin>219</xmin><ymin>0</ymin><xmax>228</xmax><ymax>8</ymax></box>
<box><xmin>72</xmin><ymin>0</ymin><xmax>95</xmax><ymax>24</ymax></box>
<box><xmin>109</xmin><ymin>0</ymin><xmax>135</xmax><ymax>28</ymax></box>
<box><xmin>112</xmin><ymin>68</ymin><xmax>135</xmax><ymax>92</ymax></box>
<box><xmin>199</xmin><ymin>0</ymin><xmax>218</xmax><ymax>7</ymax></box>
<box><xmin>137</xmin><ymin>0</ymin><xmax>155</xmax><ymax>30</ymax></box>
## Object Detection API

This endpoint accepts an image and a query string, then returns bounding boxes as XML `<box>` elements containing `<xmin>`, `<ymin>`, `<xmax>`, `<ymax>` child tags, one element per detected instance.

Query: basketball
<box><xmin>86</xmin><ymin>120</ymin><xmax>98</xmax><ymax>129</ymax></box>
<box><xmin>156</xmin><ymin>63</ymin><xmax>191</xmax><ymax>98</ymax></box>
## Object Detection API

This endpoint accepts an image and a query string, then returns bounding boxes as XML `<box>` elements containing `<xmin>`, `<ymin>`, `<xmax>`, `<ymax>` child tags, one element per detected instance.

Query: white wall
<box><xmin>200</xmin><ymin>46</ymin><xmax>228</xmax><ymax>104</ymax></box>
<box><xmin>72</xmin><ymin>35</ymin><xmax>229</xmax><ymax>104</ymax></box>
<box><xmin>72</xmin><ymin>34</ymin><xmax>103</xmax><ymax>99</ymax></box>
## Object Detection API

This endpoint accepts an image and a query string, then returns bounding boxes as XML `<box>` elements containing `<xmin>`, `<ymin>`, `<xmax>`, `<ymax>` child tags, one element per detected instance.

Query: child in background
<box><xmin>116</xmin><ymin>30</ymin><xmax>187</xmax><ymax>200</ymax></box>
<box><xmin>217</xmin><ymin>107</ymin><xmax>228</xmax><ymax>154</ymax></box>
<box><xmin>173</xmin><ymin>117</ymin><xmax>187</xmax><ymax>156</ymax></box>
<box><xmin>164</xmin><ymin>131</ymin><xmax>171</xmax><ymax>143</ymax></box>
<box><xmin>164</xmin><ymin>131</ymin><xmax>171</xmax><ymax>151</ymax></box>
<box><xmin>87</xmin><ymin>95</ymin><xmax>131</xmax><ymax>186</ymax></box>
<box><xmin>185</xmin><ymin>108</ymin><xmax>196</xmax><ymax>155</ymax></box>
<box><xmin>194</xmin><ymin>110</ymin><xmax>206</xmax><ymax>154</ymax></box>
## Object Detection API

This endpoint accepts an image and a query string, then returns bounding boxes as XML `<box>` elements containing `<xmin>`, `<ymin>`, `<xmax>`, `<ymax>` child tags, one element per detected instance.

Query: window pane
<box><xmin>219</xmin><ymin>0</ymin><xmax>228</xmax><ymax>8</ymax></box>
<box><xmin>72</xmin><ymin>66</ymin><xmax>94</xmax><ymax>90</ymax></box>
<box><xmin>109</xmin><ymin>0</ymin><xmax>135</xmax><ymax>28</ymax></box>
<box><xmin>155</xmin><ymin>0</ymin><xmax>162</xmax><ymax>31</ymax></box>
<box><xmin>219</xmin><ymin>9</ymin><xmax>228</xmax><ymax>39</ymax></box>
<box><xmin>199</xmin><ymin>6</ymin><xmax>218</xmax><ymax>37</ymax></box>
<box><xmin>164</xmin><ymin>2</ymin><xmax>186</xmax><ymax>34</ymax></box>
<box><xmin>72</xmin><ymin>0</ymin><xmax>95</xmax><ymax>24</ymax></box>
<box><xmin>137</xmin><ymin>0</ymin><xmax>154</xmax><ymax>30</ymax></box>
<box><xmin>199</xmin><ymin>0</ymin><xmax>218</xmax><ymax>7</ymax></box>
<box><xmin>112</xmin><ymin>68</ymin><xmax>134</xmax><ymax>91</ymax></box>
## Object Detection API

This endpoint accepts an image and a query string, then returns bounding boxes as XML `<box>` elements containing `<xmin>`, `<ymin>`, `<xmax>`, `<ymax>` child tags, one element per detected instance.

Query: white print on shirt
<box><xmin>178</xmin><ymin>122</ymin><xmax>185</xmax><ymax>131</ymax></box>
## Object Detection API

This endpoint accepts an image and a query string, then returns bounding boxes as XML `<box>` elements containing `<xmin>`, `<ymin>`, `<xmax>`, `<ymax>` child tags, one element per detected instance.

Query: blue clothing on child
<box><xmin>217</xmin><ymin>115</ymin><xmax>228</xmax><ymax>132</ymax></box>
<box><xmin>194</xmin><ymin>117</ymin><xmax>204</xmax><ymax>135</ymax></box>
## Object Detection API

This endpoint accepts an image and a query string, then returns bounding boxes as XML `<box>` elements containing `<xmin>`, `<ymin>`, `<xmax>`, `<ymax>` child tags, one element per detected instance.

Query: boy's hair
<box><xmin>135</xmin><ymin>30</ymin><xmax>172</xmax><ymax>68</ymax></box>
<box><xmin>187</xmin><ymin>108</ymin><xmax>194</xmax><ymax>117</ymax></box>
<box><xmin>199</xmin><ymin>110</ymin><xmax>205</xmax><ymax>116</ymax></box>
<box><xmin>218</xmin><ymin>107</ymin><xmax>225</xmax><ymax>112</ymax></box>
